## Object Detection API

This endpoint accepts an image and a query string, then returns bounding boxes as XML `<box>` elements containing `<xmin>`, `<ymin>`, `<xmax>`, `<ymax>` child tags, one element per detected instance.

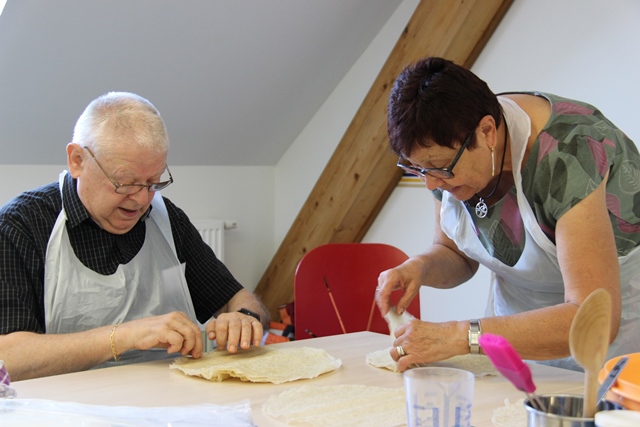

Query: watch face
<box><xmin>238</xmin><ymin>308</ymin><xmax>260</xmax><ymax>322</ymax></box>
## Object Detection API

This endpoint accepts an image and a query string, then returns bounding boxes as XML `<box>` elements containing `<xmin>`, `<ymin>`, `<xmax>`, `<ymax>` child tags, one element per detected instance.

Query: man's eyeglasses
<box><xmin>83</xmin><ymin>146</ymin><xmax>173</xmax><ymax>195</ymax></box>
<box><xmin>396</xmin><ymin>131</ymin><xmax>474</xmax><ymax>179</ymax></box>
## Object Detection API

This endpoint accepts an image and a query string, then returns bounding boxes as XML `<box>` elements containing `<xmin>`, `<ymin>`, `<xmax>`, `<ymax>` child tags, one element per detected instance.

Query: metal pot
<box><xmin>525</xmin><ymin>394</ymin><xmax>624</xmax><ymax>427</ymax></box>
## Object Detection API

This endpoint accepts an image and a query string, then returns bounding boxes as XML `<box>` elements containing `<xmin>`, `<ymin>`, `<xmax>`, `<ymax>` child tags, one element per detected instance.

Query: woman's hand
<box><xmin>390</xmin><ymin>319</ymin><xmax>468</xmax><ymax>372</ymax></box>
<box><xmin>376</xmin><ymin>257</ymin><xmax>424</xmax><ymax>318</ymax></box>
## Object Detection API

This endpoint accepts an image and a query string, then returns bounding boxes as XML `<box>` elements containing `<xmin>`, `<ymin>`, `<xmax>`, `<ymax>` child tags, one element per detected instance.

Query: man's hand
<box><xmin>205</xmin><ymin>311</ymin><xmax>264</xmax><ymax>352</ymax></box>
<box><xmin>119</xmin><ymin>311</ymin><xmax>204</xmax><ymax>358</ymax></box>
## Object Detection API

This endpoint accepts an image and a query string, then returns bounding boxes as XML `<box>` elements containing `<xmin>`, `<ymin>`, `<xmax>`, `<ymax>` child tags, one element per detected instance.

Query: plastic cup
<box><xmin>404</xmin><ymin>367</ymin><xmax>474</xmax><ymax>427</ymax></box>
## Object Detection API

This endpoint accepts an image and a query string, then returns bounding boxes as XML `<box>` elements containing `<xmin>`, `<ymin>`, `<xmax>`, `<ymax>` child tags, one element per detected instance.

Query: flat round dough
<box><xmin>366</xmin><ymin>348</ymin><xmax>400</xmax><ymax>372</ymax></box>
<box><xmin>366</xmin><ymin>347</ymin><xmax>499</xmax><ymax>377</ymax></box>
<box><xmin>171</xmin><ymin>346</ymin><xmax>341</xmax><ymax>384</ymax></box>
<box><xmin>263</xmin><ymin>384</ymin><xmax>406</xmax><ymax>427</ymax></box>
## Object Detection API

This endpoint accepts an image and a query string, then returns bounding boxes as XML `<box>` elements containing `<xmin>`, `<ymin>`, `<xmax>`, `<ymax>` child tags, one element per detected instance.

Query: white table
<box><xmin>12</xmin><ymin>331</ymin><xmax>584</xmax><ymax>426</ymax></box>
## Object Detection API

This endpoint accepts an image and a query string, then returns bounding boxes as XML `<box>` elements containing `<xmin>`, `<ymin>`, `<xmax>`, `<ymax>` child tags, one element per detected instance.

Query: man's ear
<box><xmin>67</xmin><ymin>143</ymin><xmax>85</xmax><ymax>178</ymax></box>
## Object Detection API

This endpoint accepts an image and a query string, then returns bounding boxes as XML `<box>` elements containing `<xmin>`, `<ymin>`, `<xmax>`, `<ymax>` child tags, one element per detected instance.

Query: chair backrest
<box><xmin>293</xmin><ymin>243</ymin><xmax>420</xmax><ymax>340</ymax></box>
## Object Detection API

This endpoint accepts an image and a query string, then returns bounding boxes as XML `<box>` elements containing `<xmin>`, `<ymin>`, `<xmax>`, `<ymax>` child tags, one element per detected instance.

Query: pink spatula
<box><xmin>479</xmin><ymin>333</ymin><xmax>546</xmax><ymax>412</ymax></box>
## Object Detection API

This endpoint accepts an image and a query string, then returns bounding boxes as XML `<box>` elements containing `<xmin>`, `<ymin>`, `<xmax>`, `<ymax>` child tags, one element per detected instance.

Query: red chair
<box><xmin>293</xmin><ymin>243</ymin><xmax>420</xmax><ymax>340</ymax></box>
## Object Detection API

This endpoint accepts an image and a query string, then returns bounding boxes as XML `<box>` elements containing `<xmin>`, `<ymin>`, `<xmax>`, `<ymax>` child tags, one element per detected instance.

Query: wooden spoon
<box><xmin>569</xmin><ymin>288</ymin><xmax>611</xmax><ymax>418</ymax></box>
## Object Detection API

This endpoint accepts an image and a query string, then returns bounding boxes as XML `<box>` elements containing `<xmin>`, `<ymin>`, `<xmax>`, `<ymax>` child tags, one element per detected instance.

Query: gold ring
<box><xmin>396</xmin><ymin>345</ymin><xmax>406</xmax><ymax>357</ymax></box>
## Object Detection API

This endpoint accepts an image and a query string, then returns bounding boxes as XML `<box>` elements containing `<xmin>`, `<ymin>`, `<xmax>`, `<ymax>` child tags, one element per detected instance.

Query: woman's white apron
<box><xmin>439</xmin><ymin>98</ymin><xmax>640</xmax><ymax>370</ymax></box>
<box><xmin>44</xmin><ymin>172</ymin><xmax>197</xmax><ymax>367</ymax></box>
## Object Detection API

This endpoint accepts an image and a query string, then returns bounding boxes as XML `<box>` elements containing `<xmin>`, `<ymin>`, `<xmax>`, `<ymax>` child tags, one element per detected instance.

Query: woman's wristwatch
<box><xmin>468</xmin><ymin>319</ymin><xmax>482</xmax><ymax>354</ymax></box>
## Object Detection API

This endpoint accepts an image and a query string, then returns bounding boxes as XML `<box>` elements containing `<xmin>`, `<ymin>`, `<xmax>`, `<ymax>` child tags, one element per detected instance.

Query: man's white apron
<box><xmin>44</xmin><ymin>172</ymin><xmax>197</xmax><ymax>367</ymax></box>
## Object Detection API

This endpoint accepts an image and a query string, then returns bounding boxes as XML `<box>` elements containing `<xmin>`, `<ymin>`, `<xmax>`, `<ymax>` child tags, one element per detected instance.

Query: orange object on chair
<box><xmin>293</xmin><ymin>243</ymin><xmax>420</xmax><ymax>340</ymax></box>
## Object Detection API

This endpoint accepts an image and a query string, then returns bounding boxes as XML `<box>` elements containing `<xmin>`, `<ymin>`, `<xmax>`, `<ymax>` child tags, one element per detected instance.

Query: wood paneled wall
<box><xmin>255</xmin><ymin>0</ymin><xmax>513</xmax><ymax>320</ymax></box>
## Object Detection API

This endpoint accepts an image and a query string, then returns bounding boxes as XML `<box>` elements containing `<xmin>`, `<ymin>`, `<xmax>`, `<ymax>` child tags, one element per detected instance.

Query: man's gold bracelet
<box><xmin>110</xmin><ymin>323</ymin><xmax>121</xmax><ymax>362</ymax></box>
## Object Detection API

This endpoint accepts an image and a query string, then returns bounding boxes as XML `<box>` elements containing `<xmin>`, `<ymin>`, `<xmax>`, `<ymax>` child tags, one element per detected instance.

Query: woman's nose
<box><xmin>424</xmin><ymin>175</ymin><xmax>442</xmax><ymax>191</ymax></box>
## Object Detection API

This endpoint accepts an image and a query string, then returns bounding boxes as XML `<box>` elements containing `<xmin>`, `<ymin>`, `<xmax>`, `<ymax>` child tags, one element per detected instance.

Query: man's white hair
<box><xmin>72</xmin><ymin>92</ymin><xmax>169</xmax><ymax>156</ymax></box>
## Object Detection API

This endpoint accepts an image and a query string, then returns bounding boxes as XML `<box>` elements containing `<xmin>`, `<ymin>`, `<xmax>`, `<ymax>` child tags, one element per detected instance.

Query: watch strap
<box><xmin>238</xmin><ymin>308</ymin><xmax>261</xmax><ymax>322</ymax></box>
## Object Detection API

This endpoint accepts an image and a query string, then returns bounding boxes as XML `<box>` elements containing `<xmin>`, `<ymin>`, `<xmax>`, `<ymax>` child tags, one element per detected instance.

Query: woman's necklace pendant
<box><xmin>475</xmin><ymin>199</ymin><xmax>488</xmax><ymax>218</ymax></box>
<box><xmin>473</xmin><ymin>116</ymin><xmax>508</xmax><ymax>220</ymax></box>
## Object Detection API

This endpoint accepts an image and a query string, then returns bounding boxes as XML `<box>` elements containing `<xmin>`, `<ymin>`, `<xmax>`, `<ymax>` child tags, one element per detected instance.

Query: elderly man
<box><xmin>0</xmin><ymin>92</ymin><xmax>269</xmax><ymax>380</ymax></box>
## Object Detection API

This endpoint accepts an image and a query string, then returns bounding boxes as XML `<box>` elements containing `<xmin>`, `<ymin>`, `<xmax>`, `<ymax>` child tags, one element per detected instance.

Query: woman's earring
<box><xmin>491</xmin><ymin>146</ymin><xmax>495</xmax><ymax>177</ymax></box>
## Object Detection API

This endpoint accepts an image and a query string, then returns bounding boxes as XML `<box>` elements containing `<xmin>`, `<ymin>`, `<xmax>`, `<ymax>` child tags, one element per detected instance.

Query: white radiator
<box><xmin>192</xmin><ymin>219</ymin><xmax>235</xmax><ymax>262</ymax></box>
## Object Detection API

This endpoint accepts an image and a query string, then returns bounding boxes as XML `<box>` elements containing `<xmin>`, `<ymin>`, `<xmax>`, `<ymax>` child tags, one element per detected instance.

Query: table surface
<box><xmin>12</xmin><ymin>331</ymin><xmax>584</xmax><ymax>426</ymax></box>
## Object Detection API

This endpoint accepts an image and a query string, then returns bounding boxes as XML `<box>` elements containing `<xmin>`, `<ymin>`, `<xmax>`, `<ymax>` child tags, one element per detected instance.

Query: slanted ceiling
<box><xmin>0</xmin><ymin>0</ymin><xmax>402</xmax><ymax>166</ymax></box>
<box><xmin>255</xmin><ymin>0</ymin><xmax>514</xmax><ymax>320</ymax></box>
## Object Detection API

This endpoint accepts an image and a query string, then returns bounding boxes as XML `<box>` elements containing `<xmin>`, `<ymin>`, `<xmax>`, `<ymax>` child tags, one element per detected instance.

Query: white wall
<box><xmin>277</xmin><ymin>0</ymin><xmax>640</xmax><ymax>321</ymax></box>
<box><xmin>472</xmin><ymin>0</ymin><xmax>640</xmax><ymax>144</ymax></box>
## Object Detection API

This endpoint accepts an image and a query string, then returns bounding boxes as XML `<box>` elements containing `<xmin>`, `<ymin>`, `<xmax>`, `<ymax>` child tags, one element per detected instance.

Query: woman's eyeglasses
<box><xmin>396</xmin><ymin>131</ymin><xmax>473</xmax><ymax>179</ymax></box>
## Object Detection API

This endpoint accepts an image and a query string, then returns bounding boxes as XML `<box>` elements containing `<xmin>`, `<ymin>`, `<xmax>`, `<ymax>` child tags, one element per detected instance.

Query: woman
<box><xmin>376</xmin><ymin>56</ymin><xmax>640</xmax><ymax>371</ymax></box>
